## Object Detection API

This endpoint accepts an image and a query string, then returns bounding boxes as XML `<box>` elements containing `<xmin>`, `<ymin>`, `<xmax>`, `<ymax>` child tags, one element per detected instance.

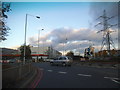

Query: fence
<box><xmin>2</xmin><ymin>63</ymin><xmax>35</xmax><ymax>88</ymax></box>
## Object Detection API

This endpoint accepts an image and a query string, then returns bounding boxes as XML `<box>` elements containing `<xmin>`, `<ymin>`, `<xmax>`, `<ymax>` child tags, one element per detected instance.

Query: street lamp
<box><xmin>38</xmin><ymin>28</ymin><xmax>44</xmax><ymax>61</ymax></box>
<box><xmin>79</xmin><ymin>44</ymin><xmax>81</xmax><ymax>56</ymax></box>
<box><xmin>23</xmin><ymin>14</ymin><xmax>40</xmax><ymax>64</ymax></box>
<box><xmin>59</xmin><ymin>42</ymin><xmax>65</xmax><ymax>56</ymax></box>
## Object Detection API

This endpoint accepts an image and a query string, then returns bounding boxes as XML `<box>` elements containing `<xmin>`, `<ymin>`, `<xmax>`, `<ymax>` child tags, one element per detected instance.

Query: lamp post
<box><xmin>79</xmin><ymin>44</ymin><xmax>81</xmax><ymax>56</ymax></box>
<box><xmin>23</xmin><ymin>14</ymin><xmax>40</xmax><ymax>64</ymax></box>
<box><xmin>59</xmin><ymin>42</ymin><xmax>65</xmax><ymax>56</ymax></box>
<box><xmin>38</xmin><ymin>28</ymin><xmax>44</xmax><ymax>61</ymax></box>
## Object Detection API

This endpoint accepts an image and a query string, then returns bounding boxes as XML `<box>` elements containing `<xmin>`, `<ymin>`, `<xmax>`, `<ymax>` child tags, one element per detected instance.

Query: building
<box><xmin>29</xmin><ymin>46</ymin><xmax>62</xmax><ymax>60</ymax></box>
<box><xmin>1</xmin><ymin>48</ymin><xmax>20</xmax><ymax>60</ymax></box>
<box><xmin>1</xmin><ymin>46</ymin><xmax>61</xmax><ymax>62</ymax></box>
<box><xmin>47</xmin><ymin>46</ymin><xmax>62</xmax><ymax>59</ymax></box>
<box><xmin>94</xmin><ymin>49</ymin><xmax>120</xmax><ymax>57</ymax></box>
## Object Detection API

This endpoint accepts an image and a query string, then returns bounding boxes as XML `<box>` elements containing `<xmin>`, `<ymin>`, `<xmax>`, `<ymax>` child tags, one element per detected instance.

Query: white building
<box><xmin>30</xmin><ymin>46</ymin><xmax>48</xmax><ymax>55</ymax></box>
<box><xmin>30</xmin><ymin>46</ymin><xmax>62</xmax><ymax>60</ymax></box>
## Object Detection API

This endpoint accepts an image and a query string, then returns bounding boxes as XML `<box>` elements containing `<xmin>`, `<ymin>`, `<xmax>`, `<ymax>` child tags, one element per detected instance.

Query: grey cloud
<box><xmin>28</xmin><ymin>27</ymin><xmax>118</xmax><ymax>54</ymax></box>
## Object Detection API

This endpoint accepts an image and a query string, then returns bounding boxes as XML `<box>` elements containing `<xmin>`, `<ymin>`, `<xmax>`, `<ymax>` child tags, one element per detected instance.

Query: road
<box><xmin>30</xmin><ymin>62</ymin><xmax>119</xmax><ymax>88</ymax></box>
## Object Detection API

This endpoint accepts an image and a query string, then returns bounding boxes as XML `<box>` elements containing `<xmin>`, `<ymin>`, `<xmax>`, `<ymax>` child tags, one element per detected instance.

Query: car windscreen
<box><xmin>59</xmin><ymin>57</ymin><xmax>67</xmax><ymax>60</ymax></box>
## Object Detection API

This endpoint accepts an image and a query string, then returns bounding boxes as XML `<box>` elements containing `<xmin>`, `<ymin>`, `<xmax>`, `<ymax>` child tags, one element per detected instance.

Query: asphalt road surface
<box><xmin>31</xmin><ymin>62</ymin><xmax>119</xmax><ymax>88</ymax></box>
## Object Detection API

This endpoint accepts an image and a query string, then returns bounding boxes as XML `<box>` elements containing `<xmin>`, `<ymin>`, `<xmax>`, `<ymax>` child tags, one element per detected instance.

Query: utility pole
<box><xmin>65</xmin><ymin>37</ymin><xmax>67</xmax><ymax>56</ymax></box>
<box><xmin>95</xmin><ymin>10</ymin><xmax>117</xmax><ymax>56</ymax></box>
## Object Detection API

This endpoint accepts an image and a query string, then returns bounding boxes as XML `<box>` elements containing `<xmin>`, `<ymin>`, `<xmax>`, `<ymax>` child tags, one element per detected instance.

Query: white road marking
<box><xmin>47</xmin><ymin>70</ymin><xmax>53</xmax><ymax>72</ymax></box>
<box><xmin>77</xmin><ymin>74</ymin><xmax>92</xmax><ymax>77</ymax></box>
<box><xmin>58</xmin><ymin>71</ymin><xmax>67</xmax><ymax>74</ymax></box>
<box><xmin>112</xmin><ymin>79</ymin><xmax>120</xmax><ymax>84</ymax></box>
<box><xmin>104</xmin><ymin>77</ymin><xmax>119</xmax><ymax>80</ymax></box>
<box><xmin>104</xmin><ymin>77</ymin><xmax>120</xmax><ymax>84</ymax></box>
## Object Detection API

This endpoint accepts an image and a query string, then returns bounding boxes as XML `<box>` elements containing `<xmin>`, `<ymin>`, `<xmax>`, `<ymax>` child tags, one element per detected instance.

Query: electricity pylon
<box><xmin>95</xmin><ymin>10</ymin><xmax>117</xmax><ymax>56</ymax></box>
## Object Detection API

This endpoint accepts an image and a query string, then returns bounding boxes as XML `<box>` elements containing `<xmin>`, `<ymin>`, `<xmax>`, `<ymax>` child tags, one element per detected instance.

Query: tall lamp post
<box><xmin>23</xmin><ymin>14</ymin><xmax>40</xmax><ymax>64</ymax></box>
<box><xmin>38</xmin><ymin>28</ymin><xmax>44</xmax><ymax>61</ymax></box>
<box><xmin>79</xmin><ymin>44</ymin><xmax>81</xmax><ymax>56</ymax></box>
<box><xmin>59</xmin><ymin>42</ymin><xmax>65</xmax><ymax>56</ymax></box>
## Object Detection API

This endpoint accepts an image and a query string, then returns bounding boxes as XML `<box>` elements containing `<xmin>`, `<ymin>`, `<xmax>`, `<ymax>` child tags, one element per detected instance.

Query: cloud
<box><xmin>28</xmin><ymin>26</ymin><xmax>118</xmax><ymax>55</ymax></box>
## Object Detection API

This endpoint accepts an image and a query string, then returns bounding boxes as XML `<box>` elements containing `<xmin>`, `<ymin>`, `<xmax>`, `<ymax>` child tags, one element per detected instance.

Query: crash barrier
<box><xmin>2</xmin><ymin>63</ymin><xmax>35</xmax><ymax>88</ymax></box>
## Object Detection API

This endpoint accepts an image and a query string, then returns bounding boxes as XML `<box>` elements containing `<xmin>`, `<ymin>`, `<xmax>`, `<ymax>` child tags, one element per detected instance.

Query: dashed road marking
<box><xmin>47</xmin><ymin>70</ymin><xmax>53</xmax><ymax>72</ymax></box>
<box><xmin>58</xmin><ymin>71</ymin><xmax>67</xmax><ymax>74</ymax></box>
<box><xmin>77</xmin><ymin>74</ymin><xmax>92</xmax><ymax>77</ymax></box>
<box><xmin>104</xmin><ymin>77</ymin><xmax>119</xmax><ymax>80</ymax></box>
<box><xmin>104</xmin><ymin>77</ymin><xmax>120</xmax><ymax>84</ymax></box>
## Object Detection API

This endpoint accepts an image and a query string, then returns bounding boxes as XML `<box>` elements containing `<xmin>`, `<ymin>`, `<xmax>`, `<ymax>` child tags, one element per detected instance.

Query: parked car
<box><xmin>43</xmin><ymin>59</ymin><xmax>52</xmax><ymax>62</ymax></box>
<box><xmin>9</xmin><ymin>59</ymin><xmax>17</xmax><ymax>63</ymax></box>
<box><xmin>0</xmin><ymin>60</ymin><xmax>2</xmax><ymax>63</ymax></box>
<box><xmin>50</xmin><ymin>56</ymin><xmax>73</xmax><ymax>66</ymax></box>
<box><xmin>1</xmin><ymin>60</ymin><xmax>10</xmax><ymax>63</ymax></box>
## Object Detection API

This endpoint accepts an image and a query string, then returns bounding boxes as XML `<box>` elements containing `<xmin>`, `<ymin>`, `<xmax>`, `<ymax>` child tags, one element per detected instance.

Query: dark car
<box><xmin>50</xmin><ymin>56</ymin><xmax>73</xmax><ymax>66</ymax></box>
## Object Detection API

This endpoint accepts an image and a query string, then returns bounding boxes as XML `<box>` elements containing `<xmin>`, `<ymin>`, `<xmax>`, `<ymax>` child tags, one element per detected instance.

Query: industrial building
<box><xmin>30</xmin><ymin>46</ymin><xmax>62</xmax><ymax>60</ymax></box>
<box><xmin>1</xmin><ymin>48</ymin><xmax>20</xmax><ymax>60</ymax></box>
<box><xmin>1</xmin><ymin>46</ymin><xmax>62</xmax><ymax>62</ymax></box>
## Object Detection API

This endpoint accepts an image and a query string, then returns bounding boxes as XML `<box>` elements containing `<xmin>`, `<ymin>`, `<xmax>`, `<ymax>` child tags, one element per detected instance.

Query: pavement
<box><xmin>11</xmin><ymin>65</ymin><xmax>38</xmax><ymax>88</ymax></box>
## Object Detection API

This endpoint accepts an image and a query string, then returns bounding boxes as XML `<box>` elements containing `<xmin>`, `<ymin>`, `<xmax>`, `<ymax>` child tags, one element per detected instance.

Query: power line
<box><xmin>95</xmin><ymin>10</ymin><xmax>117</xmax><ymax>56</ymax></box>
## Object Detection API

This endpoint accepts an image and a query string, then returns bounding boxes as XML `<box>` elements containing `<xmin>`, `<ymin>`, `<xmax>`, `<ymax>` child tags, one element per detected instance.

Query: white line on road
<box><xmin>77</xmin><ymin>74</ymin><xmax>92</xmax><ymax>77</ymax></box>
<box><xmin>104</xmin><ymin>77</ymin><xmax>119</xmax><ymax>80</ymax></box>
<box><xmin>47</xmin><ymin>70</ymin><xmax>53</xmax><ymax>72</ymax></box>
<box><xmin>58</xmin><ymin>71</ymin><xmax>67</xmax><ymax>74</ymax></box>
<box><xmin>112</xmin><ymin>79</ymin><xmax>120</xmax><ymax>84</ymax></box>
<box><xmin>104</xmin><ymin>77</ymin><xmax>120</xmax><ymax>84</ymax></box>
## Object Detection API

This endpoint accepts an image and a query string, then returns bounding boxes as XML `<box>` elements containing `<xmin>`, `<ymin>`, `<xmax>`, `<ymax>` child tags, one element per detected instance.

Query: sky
<box><xmin>0</xmin><ymin>1</ymin><xmax>118</xmax><ymax>55</ymax></box>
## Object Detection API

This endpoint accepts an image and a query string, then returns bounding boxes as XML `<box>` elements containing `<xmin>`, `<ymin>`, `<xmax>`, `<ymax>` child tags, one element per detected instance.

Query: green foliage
<box><xmin>2</xmin><ymin>2</ymin><xmax>11</xmax><ymax>18</ymax></box>
<box><xmin>0</xmin><ymin>2</ymin><xmax>11</xmax><ymax>41</ymax></box>
<box><xmin>66</xmin><ymin>51</ymin><xmax>74</xmax><ymax>58</ymax></box>
<box><xmin>20</xmin><ymin>45</ymin><xmax>32</xmax><ymax>60</ymax></box>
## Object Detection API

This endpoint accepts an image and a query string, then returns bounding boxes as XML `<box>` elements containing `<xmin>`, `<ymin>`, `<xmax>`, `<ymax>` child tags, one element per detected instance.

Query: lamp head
<box><xmin>36</xmin><ymin>16</ymin><xmax>40</xmax><ymax>19</ymax></box>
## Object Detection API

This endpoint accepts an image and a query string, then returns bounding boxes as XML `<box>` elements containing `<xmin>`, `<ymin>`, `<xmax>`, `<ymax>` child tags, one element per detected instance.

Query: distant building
<box><xmin>94</xmin><ymin>49</ymin><xmax>120</xmax><ymax>57</ymax></box>
<box><xmin>1</xmin><ymin>48</ymin><xmax>19</xmax><ymax>60</ymax></box>
<box><xmin>28</xmin><ymin>46</ymin><xmax>62</xmax><ymax>60</ymax></box>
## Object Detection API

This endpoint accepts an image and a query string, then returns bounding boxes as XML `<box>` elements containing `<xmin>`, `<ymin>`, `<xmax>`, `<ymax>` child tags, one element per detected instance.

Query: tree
<box><xmin>0</xmin><ymin>2</ymin><xmax>11</xmax><ymax>41</ymax></box>
<box><xmin>20</xmin><ymin>45</ymin><xmax>32</xmax><ymax>60</ymax></box>
<box><xmin>66</xmin><ymin>51</ymin><xmax>74</xmax><ymax>59</ymax></box>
